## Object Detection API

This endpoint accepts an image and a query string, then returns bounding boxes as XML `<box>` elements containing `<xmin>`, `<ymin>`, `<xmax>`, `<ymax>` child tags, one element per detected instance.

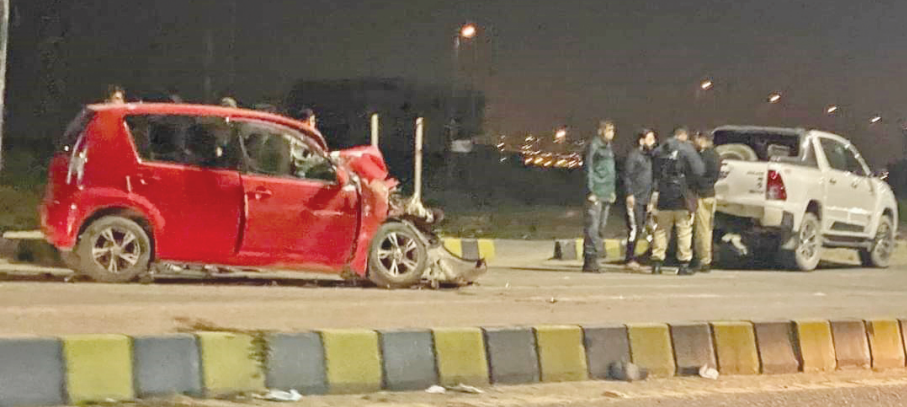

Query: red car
<box><xmin>40</xmin><ymin>103</ymin><xmax>484</xmax><ymax>288</ymax></box>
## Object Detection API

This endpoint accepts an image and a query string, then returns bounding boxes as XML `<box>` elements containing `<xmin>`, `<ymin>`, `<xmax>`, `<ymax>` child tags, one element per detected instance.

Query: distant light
<box><xmin>461</xmin><ymin>24</ymin><xmax>477</xmax><ymax>39</ymax></box>
<box><xmin>826</xmin><ymin>105</ymin><xmax>838</xmax><ymax>114</ymax></box>
<box><xmin>533</xmin><ymin>157</ymin><xmax>544</xmax><ymax>165</ymax></box>
<box><xmin>700</xmin><ymin>80</ymin><xmax>713</xmax><ymax>90</ymax></box>
<box><xmin>524</xmin><ymin>157</ymin><xmax>532</xmax><ymax>165</ymax></box>
<box><xmin>525</xmin><ymin>135</ymin><xmax>534</xmax><ymax>142</ymax></box>
<box><xmin>768</xmin><ymin>93</ymin><xmax>782</xmax><ymax>103</ymax></box>
<box><xmin>500</xmin><ymin>157</ymin><xmax>507</xmax><ymax>162</ymax></box>
<box><xmin>871</xmin><ymin>116</ymin><xmax>882</xmax><ymax>124</ymax></box>
<box><xmin>555</xmin><ymin>128</ymin><xmax>567</xmax><ymax>143</ymax></box>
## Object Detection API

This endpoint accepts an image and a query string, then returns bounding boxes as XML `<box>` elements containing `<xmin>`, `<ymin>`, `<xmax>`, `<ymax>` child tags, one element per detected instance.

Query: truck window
<box><xmin>844</xmin><ymin>146</ymin><xmax>868</xmax><ymax>176</ymax></box>
<box><xmin>713</xmin><ymin>130</ymin><xmax>801</xmax><ymax>161</ymax></box>
<box><xmin>819</xmin><ymin>138</ymin><xmax>848</xmax><ymax>172</ymax></box>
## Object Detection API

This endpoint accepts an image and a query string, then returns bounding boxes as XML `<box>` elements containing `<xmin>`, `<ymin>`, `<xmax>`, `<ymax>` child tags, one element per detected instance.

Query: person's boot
<box><xmin>582</xmin><ymin>256</ymin><xmax>601</xmax><ymax>273</ymax></box>
<box><xmin>697</xmin><ymin>263</ymin><xmax>712</xmax><ymax>273</ymax></box>
<box><xmin>651</xmin><ymin>261</ymin><xmax>663</xmax><ymax>275</ymax></box>
<box><xmin>677</xmin><ymin>262</ymin><xmax>695</xmax><ymax>276</ymax></box>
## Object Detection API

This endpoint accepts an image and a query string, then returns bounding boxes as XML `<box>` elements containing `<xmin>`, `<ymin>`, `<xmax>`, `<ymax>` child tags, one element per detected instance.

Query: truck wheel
<box><xmin>368</xmin><ymin>223</ymin><xmax>428</xmax><ymax>289</ymax></box>
<box><xmin>75</xmin><ymin>216</ymin><xmax>152</xmax><ymax>283</ymax></box>
<box><xmin>780</xmin><ymin>213</ymin><xmax>822</xmax><ymax>271</ymax></box>
<box><xmin>859</xmin><ymin>216</ymin><xmax>894</xmax><ymax>268</ymax></box>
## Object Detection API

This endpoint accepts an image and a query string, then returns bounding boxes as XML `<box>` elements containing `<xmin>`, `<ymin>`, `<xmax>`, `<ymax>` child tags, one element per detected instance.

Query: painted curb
<box><xmin>0</xmin><ymin>318</ymin><xmax>903</xmax><ymax>406</ymax></box>
<box><xmin>553</xmin><ymin>238</ymin><xmax>649</xmax><ymax>261</ymax></box>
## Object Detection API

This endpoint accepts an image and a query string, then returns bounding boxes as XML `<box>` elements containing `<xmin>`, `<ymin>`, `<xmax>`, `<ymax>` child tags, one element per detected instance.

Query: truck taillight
<box><xmin>766</xmin><ymin>169</ymin><xmax>786</xmax><ymax>200</ymax></box>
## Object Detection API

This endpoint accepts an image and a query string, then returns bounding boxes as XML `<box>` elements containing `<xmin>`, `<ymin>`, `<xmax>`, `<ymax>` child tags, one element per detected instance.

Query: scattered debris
<box><xmin>699</xmin><ymin>365</ymin><xmax>719</xmax><ymax>380</ymax></box>
<box><xmin>255</xmin><ymin>389</ymin><xmax>302</xmax><ymax>402</ymax></box>
<box><xmin>446</xmin><ymin>384</ymin><xmax>485</xmax><ymax>394</ymax></box>
<box><xmin>425</xmin><ymin>385</ymin><xmax>447</xmax><ymax>394</ymax></box>
<box><xmin>548</xmin><ymin>297</ymin><xmax>558</xmax><ymax>304</ymax></box>
<box><xmin>602</xmin><ymin>390</ymin><xmax>628</xmax><ymax>399</ymax></box>
<box><xmin>609</xmin><ymin>361</ymin><xmax>648</xmax><ymax>382</ymax></box>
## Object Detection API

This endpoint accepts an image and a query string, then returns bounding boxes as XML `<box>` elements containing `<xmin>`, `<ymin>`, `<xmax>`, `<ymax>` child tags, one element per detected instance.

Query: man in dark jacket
<box><xmin>623</xmin><ymin>129</ymin><xmax>657</xmax><ymax>272</ymax></box>
<box><xmin>692</xmin><ymin>131</ymin><xmax>721</xmax><ymax>273</ymax></box>
<box><xmin>651</xmin><ymin>127</ymin><xmax>705</xmax><ymax>275</ymax></box>
<box><xmin>583</xmin><ymin>120</ymin><xmax>617</xmax><ymax>272</ymax></box>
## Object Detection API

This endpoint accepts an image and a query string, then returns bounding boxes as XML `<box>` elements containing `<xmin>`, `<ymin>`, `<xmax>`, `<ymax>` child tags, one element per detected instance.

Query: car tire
<box><xmin>75</xmin><ymin>216</ymin><xmax>153</xmax><ymax>283</ymax></box>
<box><xmin>780</xmin><ymin>212</ymin><xmax>822</xmax><ymax>271</ymax></box>
<box><xmin>716</xmin><ymin>143</ymin><xmax>758</xmax><ymax>162</ymax></box>
<box><xmin>367</xmin><ymin>222</ymin><xmax>428</xmax><ymax>289</ymax></box>
<box><xmin>859</xmin><ymin>216</ymin><xmax>894</xmax><ymax>268</ymax></box>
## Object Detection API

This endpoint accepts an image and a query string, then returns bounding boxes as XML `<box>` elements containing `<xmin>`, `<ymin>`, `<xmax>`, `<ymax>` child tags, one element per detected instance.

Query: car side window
<box><xmin>843</xmin><ymin>146</ymin><xmax>868</xmax><ymax>177</ymax></box>
<box><xmin>236</xmin><ymin>122</ymin><xmax>337</xmax><ymax>183</ymax></box>
<box><xmin>819</xmin><ymin>138</ymin><xmax>848</xmax><ymax>172</ymax></box>
<box><xmin>125</xmin><ymin>114</ymin><xmax>239</xmax><ymax>170</ymax></box>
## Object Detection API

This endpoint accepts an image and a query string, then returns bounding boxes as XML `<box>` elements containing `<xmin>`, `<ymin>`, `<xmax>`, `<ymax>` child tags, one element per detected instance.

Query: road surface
<box><xmin>0</xmin><ymin>242</ymin><xmax>904</xmax><ymax>336</ymax></box>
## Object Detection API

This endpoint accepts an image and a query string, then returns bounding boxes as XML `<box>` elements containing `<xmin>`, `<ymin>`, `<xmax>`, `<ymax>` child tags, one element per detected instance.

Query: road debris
<box><xmin>609</xmin><ymin>361</ymin><xmax>648</xmax><ymax>382</ymax></box>
<box><xmin>255</xmin><ymin>389</ymin><xmax>303</xmax><ymax>402</ymax></box>
<box><xmin>447</xmin><ymin>384</ymin><xmax>485</xmax><ymax>394</ymax></box>
<box><xmin>601</xmin><ymin>390</ymin><xmax>628</xmax><ymax>398</ymax></box>
<box><xmin>699</xmin><ymin>365</ymin><xmax>719</xmax><ymax>380</ymax></box>
<box><xmin>425</xmin><ymin>385</ymin><xmax>446</xmax><ymax>394</ymax></box>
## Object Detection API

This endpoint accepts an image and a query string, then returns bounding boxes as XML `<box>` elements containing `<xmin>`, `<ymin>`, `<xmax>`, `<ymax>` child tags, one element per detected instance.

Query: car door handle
<box><xmin>247</xmin><ymin>188</ymin><xmax>272</xmax><ymax>200</ymax></box>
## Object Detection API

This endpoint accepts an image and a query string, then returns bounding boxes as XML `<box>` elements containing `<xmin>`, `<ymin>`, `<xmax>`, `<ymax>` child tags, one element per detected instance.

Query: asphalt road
<box><xmin>0</xmin><ymin>242</ymin><xmax>904</xmax><ymax>336</ymax></box>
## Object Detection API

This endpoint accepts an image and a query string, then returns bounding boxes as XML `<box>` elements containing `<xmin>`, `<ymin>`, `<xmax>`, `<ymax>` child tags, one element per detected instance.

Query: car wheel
<box><xmin>367</xmin><ymin>222</ymin><xmax>428</xmax><ymax>289</ymax></box>
<box><xmin>780</xmin><ymin>213</ymin><xmax>822</xmax><ymax>271</ymax></box>
<box><xmin>859</xmin><ymin>216</ymin><xmax>894</xmax><ymax>268</ymax></box>
<box><xmin>75</xmin><ymin>216</ymin><xmax>152</xmax><ymax>283</ymax></box>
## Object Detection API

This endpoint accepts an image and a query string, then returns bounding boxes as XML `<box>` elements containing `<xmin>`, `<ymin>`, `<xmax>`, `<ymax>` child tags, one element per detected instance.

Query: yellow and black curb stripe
<box><xmin>2</xmin><ymin>318</ymin><xmax>905</xmax><ymax>406</ymax></box>
<box><xmin>553</xmin><ymin>238</ymin><xmax>649</xmax><ymax>261</ymax></box>
<box><xmin>441</xmin><ymin>238</ymin><xmax>496</xmax><ymax>261</ymax></box>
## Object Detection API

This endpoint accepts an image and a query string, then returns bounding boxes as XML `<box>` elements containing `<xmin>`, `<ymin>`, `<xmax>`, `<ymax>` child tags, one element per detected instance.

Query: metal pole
<box><xmin>414</xmin><ymin>117</ymin><xmax>424</xmax><ymax>200</ymax></box>
<box><xmin>370</xmin><ymin>113</ymin><xmax>379</xmax><ymax>148</ymax></box>
<box><xmin>0</xmin><ymin>0</ymin><xmax>8</xmax><ymax>171</ymax></box>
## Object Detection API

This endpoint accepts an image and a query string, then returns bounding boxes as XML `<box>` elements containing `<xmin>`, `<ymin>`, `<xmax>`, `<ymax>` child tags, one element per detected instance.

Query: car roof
<box><xmin>86</xmin><ymin>103</ymin><xmax>328</xmax><ymax>150</ymax></box>
<box><xmin>712</xmin><ymin>125</ymin><xmax>807</xmax><ymax>137</ymax></box>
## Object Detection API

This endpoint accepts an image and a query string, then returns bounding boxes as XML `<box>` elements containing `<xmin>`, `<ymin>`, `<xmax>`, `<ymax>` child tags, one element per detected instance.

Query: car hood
<box><xmin>336</xmin><ymin>146</ymin><xmax>392</xmax><ymax>184</ymax></box>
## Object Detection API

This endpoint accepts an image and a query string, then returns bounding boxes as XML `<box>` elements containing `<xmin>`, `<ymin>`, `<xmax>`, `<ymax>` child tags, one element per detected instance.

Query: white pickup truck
<box><xmin>713</xmin><ymin>126</ymin><xmax>898</xmax><ymax>271</ymax></box>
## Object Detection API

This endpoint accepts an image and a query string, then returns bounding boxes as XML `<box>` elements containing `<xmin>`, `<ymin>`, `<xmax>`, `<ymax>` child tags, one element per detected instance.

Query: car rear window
<box><xmin>713</xmin><ymin>130</ymin><xmax>802</xmax><ymax>161</ymax></box>
<box><xmin>57</xmin><ymin>109</ymin><xmax>95</xmax><ymax>152</ymax></box>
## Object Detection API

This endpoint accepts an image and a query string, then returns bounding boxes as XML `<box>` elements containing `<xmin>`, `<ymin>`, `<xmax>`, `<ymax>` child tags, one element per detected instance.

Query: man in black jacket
<box><xmin>651</xmin><ymin>127</ymin><xmax>705</xmax><ymax>275</ymax></box>
<box><xmin>623</xmin><ymin>129</ymin><xmax>656</xmax><ymax>272</ymax></box>
<box><xmin>692</xmin><ymin>131</ymin><xmax>721</xmax><ymax>273</ymax></box>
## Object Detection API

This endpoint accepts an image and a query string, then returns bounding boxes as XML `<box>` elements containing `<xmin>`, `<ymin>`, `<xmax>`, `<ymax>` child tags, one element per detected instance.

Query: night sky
<box><xmin>8</xmin><ymin>0</ymin><xmax>907</xmax><ymax>165</ymax></box>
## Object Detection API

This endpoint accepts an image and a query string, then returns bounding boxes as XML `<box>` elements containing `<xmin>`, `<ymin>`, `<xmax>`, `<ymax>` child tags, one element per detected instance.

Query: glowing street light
<box><xmin>700</xmin><ymin>80</ymin><xmax>713</xmax><ymax>91</ymax></box>
<box><xmin>555</xmin><ymin>128</ymin><xmax>567</xmax><ymax>143</ymax></box>
<box><xmin>871</xmin><ymin>115</ymin><xmax>882</xmax><ymax>124</ymax></box>
<box><xmin>768</xmin><ymin>93</ymin><xmax>782</xmax><ymax>104</ymax></box>
<box><xmin>460</xmin><ymin>24</ymin><xmax>477</xmax><ymax>39</ymax></box>
<box><xmin>826</xmin><ymin>105</ymin><xmax>838</xmax><ymax>114</ymax></box>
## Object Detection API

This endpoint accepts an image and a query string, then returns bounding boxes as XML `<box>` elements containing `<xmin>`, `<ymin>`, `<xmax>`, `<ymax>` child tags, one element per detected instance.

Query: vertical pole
<box><xmin>204</xmin><ymin>29</ymin><xmax>214</xmax><ymax>102</ymax></box>
<box><xmin>370</xmin><ymin>113</ymin><xmax>379</xmax><ymax>148</ymax></box>
<box><xmin>0</xmin><ymin>0</ymin><xmax>8</xmax><ymax>170</ymax></box>
<box><xmin>414</xmin><ymin>117</ymin><xmax>424</xmax><ymax>200</ymax></box>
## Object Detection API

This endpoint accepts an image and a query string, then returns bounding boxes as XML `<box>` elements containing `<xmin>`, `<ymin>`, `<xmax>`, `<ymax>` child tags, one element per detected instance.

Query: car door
<box><xmin>234</xmin><ymin>120</ymin><xmax>359</xmax><ymax>269</ymax></box>
<box><xmin>841</xmin><ymin>144</ymin><xmax>875</xmax><ymax>233</ymax></box>
<box><xmin>818</xmin><ymin>137</ymin><xmax>870</xmax><ymax>235</ymax></box>
<box><xmin>125</xmin><ymin>114</ymin><xmax>245</xmax><ymax>263</ymax></box>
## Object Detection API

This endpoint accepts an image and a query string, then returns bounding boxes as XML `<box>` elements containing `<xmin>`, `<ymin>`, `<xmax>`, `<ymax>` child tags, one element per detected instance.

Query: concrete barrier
<box><xmin>627</xmin><ymin>323</ymin><xmax>676</xmax><ymax>378</ymax></box>
<box><xmin>63</xmin><ymin>335</ymin><xmax>135</xmax><ymax>405</ymax></box>
<box><xmin>830</xmin><ymin>320</ymin><xmax>871</xmax><ymax>370</ymax></box>
<box><xmin>670</xmin><ymin>323</ymin><xmax>716</xmax><ymax>376</ymax></box>
<box><xmin>866</xmin><ymin>319</ymin><xmax>906</xmax><ymax>370</ymax></box>
<box><xmin>320</xmin><ymin>329</ymin><xmax>382</xmax><ymax>394</ymax></box>
<box><xmin>196</xmin><ymin>332</ymin><xmax>266</xmax><ymax>397</ymax></box>
<box><xmin>795</xmin><ymin>320</ymin><xmax>837</xmax><ymax>373</ymax></box>
<box><xmin>483</xmin><ymin>327</ymin><xmax>540</xmax><ymax>384</ymax></box>
<box><xmin>133</xmin><ymin>335</ymin><xmax>203</xmax><ymax>398</ymax></box>
<box><xmin>442</xmin><ymin>239</ymin><xmax>496</xmax><ymax>261</ymax></box>
<box><xmin>535</xmin><ymin>325</ymin><xmax>588</xmax><ymax>382</ymax></box>
<box><xmin>379</xmin><ymin>330</ymin><xmax>437</xmax><ymax>391</ymax></box>
<box><xmin>0</xmin><ymin>339</ymin><xmax>66</xmax><ymax>407</ymax></box>
<box><xmin>753</xmin><ymin>321</ymin><xmax>800</xmax><ymax>374</ymax></box>
<box><xmin>266</xmin><ymin>332</ymin><xmax>327</xmax><ymax>395</ymax></box>
<box><xmin>432</xmin><ymin>327</ymin><xmax>490</xmax><ymax>387</ymax></box>
<box><xmin>711</xmin><ymin>321</ymin><xmax>760</xmax><ymax>375</ymax></box>
<box><xmin>582</xmin><ymin>325</ymin><xmax>632</xmax><ymax>380</ymax></box>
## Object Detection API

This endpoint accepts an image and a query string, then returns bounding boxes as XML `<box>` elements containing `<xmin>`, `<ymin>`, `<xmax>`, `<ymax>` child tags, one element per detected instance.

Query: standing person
<box><xmin>623</xmin><ymin>128</ymin><xmax>657</xmax><ymax>272</ymax></box>
<box><xmin>582</xmin><ymin>120</ymin><xmax>617</xmax><ymax>273</ymax></box>
<box><xmin>650</xmin><ymin>127</ymin><xmax>705</xmax><ymax>275</ymax></box>
<box><xmin>105</xmin><ymin>85</ymin><xmax>126</xmax><ymax>104</ymax></box>
<box><xmin>692</xmin><ymin>131</ymin><xmax>721</xmax><ymax>273</ymax></box>
<box><xmin>297</xmin><ymin>107</ymin><xmax>317</xmax><ymax>129</ymax></box>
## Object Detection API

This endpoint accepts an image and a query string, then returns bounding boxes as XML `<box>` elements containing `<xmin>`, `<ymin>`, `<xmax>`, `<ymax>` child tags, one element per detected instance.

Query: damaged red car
<box><xmin>40</xmin><ymin>103</ymin><xmax>485</xmax><ymax>288</ymax></box>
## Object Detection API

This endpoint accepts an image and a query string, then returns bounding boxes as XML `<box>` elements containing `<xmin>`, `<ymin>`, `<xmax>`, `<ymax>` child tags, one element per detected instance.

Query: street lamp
<box><xmin>700</xmin><ymin>80</ymin><xmax>713</xmax><ymax>91</ymax></box>
<box><xmin>555</xmin><ymin>128</ymin><xmax>567</xmax><ymax>143</ymax></box>
<box><xmin>826</xmin><ymin>105</ymin><xmax>838</xmax><ymax>114</ymax></box>
<box><xmin>768</xmin><ymin>93</ymin><xmax>782</xmax><ymax>104</ymax></box>
<box><xmin>871</xmin><ymin>115</ymin><xmax>882</xmax><ymax>124</ymax></box>
<box><xmin>460</xmin><ymin>24</ymin><xmax>477</xmax><ymax>39</ymax></box>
